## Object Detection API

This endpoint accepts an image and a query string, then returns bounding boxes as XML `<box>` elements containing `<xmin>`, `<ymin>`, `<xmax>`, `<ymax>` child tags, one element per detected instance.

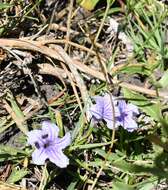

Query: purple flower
<box><xmin>89</xmin><ymin>94</ymin><xmax>119</xmax><ymax>129</ymax></box>
<box><xmin>89</xmin><ymin>94</ymin><xmax>139</xmax><ymax>132</ymax></box>
<box><xmin>116</xmin><ymin>100</ymin><xmax>139</xmax><ymax>132</ymax></box>
<box><xmin>27</xmin><ymin>121</ymin><xmax>71</xmax><ymax>168</ymax></box>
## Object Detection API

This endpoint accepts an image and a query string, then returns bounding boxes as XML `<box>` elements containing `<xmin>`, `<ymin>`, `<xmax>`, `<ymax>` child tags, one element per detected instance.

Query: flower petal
<box><xmin>115</xmin><ymin>119</ymin><xmax>122</xmax><ymax>128</ymax></box>
<box><xmin>123</xmin><ymin>117</ymin><xmax>138</xmax><ymax>132</ymax></box>
<box><xmin>91</xmin><ymin>94</ymin><xmax>118</xmax><ymax>121</ymax></box>
<box><xmin>126</xmin><ymin>103</ymin><xmax>139</xmax><ymax>115</ymax></box>
<box><xmin>42</xmin><ymin>121</ymin><xmax>59</xmax><ymax>141</ymax></box>
<box><xmin>104</xmin><ymin>104</ymin><xmax>120</xmax><ymax>120</ymax></box>
<box><xmin>32</xmin><ymin>148</ymin><xmax>48</xmax><ymax>165</ymax></box>
<box><xmin>118</xmin><ymin>100</ymin><xmax>127</xmax><ymax>113</ymax></box>
<box><xmin>54</xmin><ymin>132</ymin><xmax>71</xmax><ymax>149</ymax></box>
<box><xmin>90</xmin><ymin>104</ymin><xmax>103</xmax><ymax>120</ymax></box>
<box><xmin>89</xmin><ymin>95</ymin><xmax>105</xmax><ymax>120</ymax></box>
<box><xmin>27</xmin><ymin>129</ymin><xmax>43</xmax><ymax>146</ymax></box>
<box><xmin>47</xmin><ymin>147</ymin><xmax>69</xmax><ymax>168</ymax></box>
<box><xmin>101</xmin><ymin>94</ymin><xmax>118</xmax><ymax>117</ymax></box>
<box><xmin>106</xmin><ymin>119</ymin><xmax>118</xmax><ymax>129</ymax></box>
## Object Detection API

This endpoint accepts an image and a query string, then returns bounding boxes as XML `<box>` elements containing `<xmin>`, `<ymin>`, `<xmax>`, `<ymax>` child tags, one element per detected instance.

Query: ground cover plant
<box><xmin>0</xmin><ymin>0</ymin><xmax>168</xmax><ymax>189</ymax></box>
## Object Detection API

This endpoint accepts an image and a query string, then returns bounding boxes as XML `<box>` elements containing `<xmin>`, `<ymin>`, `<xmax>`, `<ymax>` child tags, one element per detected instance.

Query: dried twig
<box><xmin>51</xmin><ymin>44</ymin><xmax>87</xmax><ymax>114</ymax></box>
<box><xmin>64</xmin><ymin>0</ymin><xmax>74</xmax><ymax>51</ymax></box>
<box><xmin>0</xmin><ymin>38</ymin><xmax>167</xmax><ymax>99</ymax></box>
<box><xmin>0</xmin><ymin>181</ymin><xmax>27</xmax><ymax>190</ymax></box>
<box><xmin>2</xmin><ymin>99</ymin><xmax>28</xmax><ymax>134</ymax></box>
<box><xmin>36</xmin><ymin>39</ymin><xmax>97</xmax><ymax>55</ymax></box>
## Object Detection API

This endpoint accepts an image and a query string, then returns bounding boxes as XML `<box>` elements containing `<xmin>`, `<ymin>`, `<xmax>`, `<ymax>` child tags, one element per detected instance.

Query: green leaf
<box><xmin>9</xmin><ymin>97</ymin><xmax>25</xmax><ymax>121</ymax></box>
<box><xmin>77</xmin><ymin>0</ymin><xmax>101</xmax><ymax>10</ymax></box>
<box><xmin>112</xmin><ymin>159</ymin><xmax>168</xmax><ymax>178</ymax></box>
<box><xmin>71</xmin><ymin>141</ymin><xmax>115</xmax><ymax>150</ymax></box>
<box><xmin>112</xmin><ymin>181</ymin><xmax>135</xmax><ymax>190</ymax></box>
<box><xmin>7</xmin><ymin>168</ymin><xmax>29</xmax><ymax>183</ymax></box>
<box><xmin>0</xmin><ymin>27</ymin><xmax>5</xmax><ymax>36</ymax></box>
<box><xmin>160</xmin><ymin>117</ymin><xmax>168</xmax><ymax>137</ymax></box>
<box><xmin>0</xmin><ymin>3</ymin><xmax>12</xmax><ymax>10</ymax></box>
<box><xmin>123</xmin><ymin>88</ymin><xmax>161</xmax><ymax>120</ymax></box>
<box><xmin>71</xmin><ymin>113</ymin><xmax>86</xmax><ymax>141</ymax></box>
<box><xmin>6</xmin><ymin>91</ymin><xmax>28</xmax><ymax>134</ymax></box>
<box><xmin>55</xmin><ymin>110</ymin><xmax>64</xmax><ymax>137</ymax></box>
<box><xmin>39</xmin><ymin>165</ymin><xmax>49</xmax><ymax>190</ymax></box>
<box><xmin>0</xmin><ymin>145</ymin><xmax>25</xmax><ymax>155</ymax></box>
<box><xmin>93</xmin><ymin>149</ymin><xmax>125</xmax><ymax>161</ymax></box>
<box><xmin>158</xmin><ymin>69</ymin><xmax>168</xmax><ymax>88</ymax></box>
<box><xmin>67</xmin><ymin>181</ymin><xmax>78</xmax><ymax>190</ymax></box>
<box><xmin>113</xmin><ymin>177</ymin><xmax>158</xmax><ymax>190</ymax></box>
<box><xmin>116</xmin><ymin>64</ymin><xmax>151</xmax><ymax>76</ymax></box>
<box><xmin>136</xmin><ymin>177</ymin><xmax>158</xmax><ymax>190</ymax></box>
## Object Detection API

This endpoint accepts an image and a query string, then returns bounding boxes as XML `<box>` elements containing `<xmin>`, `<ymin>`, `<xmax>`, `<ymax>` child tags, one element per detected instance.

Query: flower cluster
<box><xmin>27</xmin><ymin>121</ymin><xmax>70</xmax><ymax>168</ymax></box>
<box><xmin>27</xmin><ymin>94</ymin><xmax>139</xmax><ymax>168</ymax></box>
<box><xmin>89</xmin><ymin>93</ymin><xmax>139</xmax><ymax>132</ymax></box>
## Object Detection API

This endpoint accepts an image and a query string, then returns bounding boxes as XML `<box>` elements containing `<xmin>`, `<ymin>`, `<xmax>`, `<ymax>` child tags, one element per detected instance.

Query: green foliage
<box><xmin>77</xmin><ymin>0</ymin><xmax>115</xmax><ymax>11</ymax></box>
<box><xmin>7</xmin><ymin>168</ymin><xmax>29</xmax><ymax>183</ymax></box>
<box><xmin>158</xmin><ymin>69</ymin><xmax>168</xmax><ymax>88</ymax></box>
<box><xmin>126</xmin><ymin>1</ymin><xmax>168</xmax><ymax>69</ymax></box>
<box><xmin>0</xmin><ymin>0</ymin><xmax>168</xmax><ymax>189</ymax></box>
<box><xmin>123</xmin><ymin>88</ymin><xmax>161</xmax><ymax>120</ymax></box>
<box><xmin>112</xmin><ymin>181</ymin><xmax>135</xmax><ymax>190</ymax></box>
<box><xmin>115</xmin><ymin>64</ymin><xmax>151</xmax><ymax>76</ymax></box>
<box><xmin>0</xmin><ymin>144</ymin><xmax>28</xmax><ymax>163</ymax></box>
<box><xmin>0</xmin><ymin>3</ymin><xmax>12</xmax><ymax>10</ymax></box>
<box><xmin>77</xmin><ymin>0</ymin><xmax>101</xmax><ymax>10</ymax></box>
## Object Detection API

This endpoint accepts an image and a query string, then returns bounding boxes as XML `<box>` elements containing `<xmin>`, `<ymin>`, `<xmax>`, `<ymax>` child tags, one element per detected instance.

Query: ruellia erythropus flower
<box><xmin>116</xmin><ymin>100</ymin><xmax>139</xmax><ymax>132</ymax></box>
<box><xmin>27</xmin><ymin>121</ymin><xmax>71</xmax><ymax>168</ymax></box>
<box><xmin>89</xmin><ymin>94</ymin><xmax>139</xmax><ymax>131</ymax></box>
<box><xmin>89</xmin><ymin>94</ymin><xmax>119</xmax><ymax>129</ymax></box>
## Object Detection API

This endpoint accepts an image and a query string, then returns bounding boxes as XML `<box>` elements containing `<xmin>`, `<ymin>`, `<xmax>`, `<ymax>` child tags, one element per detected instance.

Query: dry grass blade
<box><xmin>64</xmin><ymin>0</ymin><xmax>74</xmax><ymax>51</ymax></box>
<box><xmin>60</xmin><ymin>60</ymin><xmax>84</xmax><ymax>112</ymax></box>
<box><xmin>50</xmin><ymin>44</ymin><xmax>89</xmax><ymax>107</ymax></box>
<box><xmin>0</xmin><ymin>38</ymin><xmax>167</xmax><ymax>99</ymax></box>
<box><xmin>38</xmin><ymin>39</ymin><xmax>96</xmax><ymax>55</ymax></box>
<box><xmin>0</xmin><ymin>181</ymin><xmax>26</xmax><ymax>190</ymax></box>
<box><xmin>2</xmin><ymin>99</ymin><xmax>28</xmax><ymax>134</ymax></box>
<box><xmin>38</xmin><ymin>63</ymin><xmax>67</xmax><ymax>78</ymax></box>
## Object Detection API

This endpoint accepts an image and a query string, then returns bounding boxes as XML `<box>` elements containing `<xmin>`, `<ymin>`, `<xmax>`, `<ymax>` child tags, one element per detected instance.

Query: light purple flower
<box><xmin>89</xmin><ymin>94</ymin><xmax>139</xmax><ymax>132</ymax></box>
<box><xmin>89</xmin><ymin>94</ymin><xmax>120</xmax><ymax>129</ymax></box>
<box><xmin>116</xmin><ymin>100</ymin><xmax>139</xmax><ymax>132</ymax></box>
<box><xmin>27</xmin><ymin>121</ymin><xmax>71</xmax><ymax>168</ymax></box>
